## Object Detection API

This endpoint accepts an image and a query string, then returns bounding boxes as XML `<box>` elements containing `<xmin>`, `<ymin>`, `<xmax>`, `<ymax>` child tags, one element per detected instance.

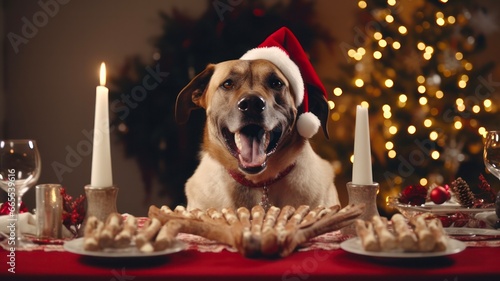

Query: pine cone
<box><xmin>451</xmin><ymin>177</ymin><xmax>475</xmax><ymax>208</ymax></box>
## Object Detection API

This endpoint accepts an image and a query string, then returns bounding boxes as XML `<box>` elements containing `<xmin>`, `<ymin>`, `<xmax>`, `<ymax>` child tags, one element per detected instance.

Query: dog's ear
<box><xmin>307</xmin><ymin>86</ymin><xmax>330</xmax><ymax>139</ymax></box>
<box><xmin>175</xmin><ymin>64</ymin><xmax>215</xmax><ymax>124</ymax></box>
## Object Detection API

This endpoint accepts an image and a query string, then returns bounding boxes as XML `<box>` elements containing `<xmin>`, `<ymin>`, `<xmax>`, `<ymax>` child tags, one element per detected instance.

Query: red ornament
<box><xmin>430</xmin><ymin>186</ymin><xmax>450</xmax><ymax>204</ymax></box>
<box><xmin>399</xmin><ymin>184</ymin><xmax>428</xmax><ymax>206</ymax></box>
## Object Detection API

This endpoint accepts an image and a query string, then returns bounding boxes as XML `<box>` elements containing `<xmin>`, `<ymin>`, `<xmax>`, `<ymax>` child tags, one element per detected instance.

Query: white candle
<box><xmin>352</xmin><ymin>105</ymin><xmax>373</xmax><ymax>185</ymax></box>
<box><xmin>90</xmin><ymin>62</ymin><xmax>113</xmax><ymax>187</ymax></box>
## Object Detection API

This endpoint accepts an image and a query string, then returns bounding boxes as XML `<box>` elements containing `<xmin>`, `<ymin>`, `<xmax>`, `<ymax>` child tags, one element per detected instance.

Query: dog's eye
<box><xmin>270</xmin><ymin>79</ymin><xmax>284</xmax><ymax>90</ymax></box>
<box><xmin>222</xmin><ymin>79</ymin><xmax>234</xmax><ymax>90</ymax></box>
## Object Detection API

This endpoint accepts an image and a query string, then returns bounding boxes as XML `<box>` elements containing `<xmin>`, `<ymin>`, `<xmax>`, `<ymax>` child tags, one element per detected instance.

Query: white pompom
<box><xmin>297</xmin><ymin>112</ymin><xmax>320</xmax><ymax>138</ymax></box>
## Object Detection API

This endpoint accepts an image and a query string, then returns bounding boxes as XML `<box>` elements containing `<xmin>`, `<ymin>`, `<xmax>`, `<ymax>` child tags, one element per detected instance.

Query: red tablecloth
<box><xmin>2</xmin><ymin>246</ymin><xmax>500</xmax><ymax>281</ymax></box>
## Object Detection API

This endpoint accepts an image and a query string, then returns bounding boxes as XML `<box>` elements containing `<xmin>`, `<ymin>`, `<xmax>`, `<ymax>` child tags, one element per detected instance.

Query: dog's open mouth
<box><xmin>223</xmin><ymin>125</ymin><xmax>282</xmax><ymax>174</ymax></box>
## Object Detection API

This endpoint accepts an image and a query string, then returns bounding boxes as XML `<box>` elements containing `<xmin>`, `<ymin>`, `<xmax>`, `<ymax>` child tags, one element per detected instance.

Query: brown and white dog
<box><xmin>175</xmin><ymin>59</ymin><xmax>339</xmax><ymax>210</ymax></box>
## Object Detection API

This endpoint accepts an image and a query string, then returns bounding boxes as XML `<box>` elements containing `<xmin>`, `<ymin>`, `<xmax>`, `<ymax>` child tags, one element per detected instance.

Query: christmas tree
<box><xmin>109</xmin><ymin>0</ymin><xmax>333</xmax><ymax>205</ymax></box>
<box><xmin>325</xmin><ymin>0</ymin><xmax>499</xmax><ymax>212</ymax></box>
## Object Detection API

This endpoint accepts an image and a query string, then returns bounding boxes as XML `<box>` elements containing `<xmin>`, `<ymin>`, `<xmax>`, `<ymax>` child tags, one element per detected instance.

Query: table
<box><xmin>2</xmin><ymin>245</ymin><xmax>500</xmax><ymax>281</ymax></box>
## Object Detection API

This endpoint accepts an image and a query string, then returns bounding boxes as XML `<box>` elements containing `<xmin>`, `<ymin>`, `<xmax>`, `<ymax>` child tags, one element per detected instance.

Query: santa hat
<box><xmin>240</xmin><ymin>27</ymin><xmax>327</xmax><ymax>138</ymax></box>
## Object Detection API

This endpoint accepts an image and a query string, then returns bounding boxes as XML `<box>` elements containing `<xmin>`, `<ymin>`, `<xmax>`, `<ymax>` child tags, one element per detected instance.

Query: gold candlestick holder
<box><xmin>84</xmin><ymin>184</ymin><xmax>118</xmax><ymax>223</ymax></box>
<box><xmin>341</xmin><ymin>182</ymin><xmax>380</xmax><ymax>235</ymax></box>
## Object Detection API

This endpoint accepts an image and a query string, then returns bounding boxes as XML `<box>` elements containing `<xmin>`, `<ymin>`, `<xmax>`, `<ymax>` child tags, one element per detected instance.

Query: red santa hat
<box><xmin>240</xmin><ymin>27</ymin><xmax>327</xmax><ymax>138</ymax></box>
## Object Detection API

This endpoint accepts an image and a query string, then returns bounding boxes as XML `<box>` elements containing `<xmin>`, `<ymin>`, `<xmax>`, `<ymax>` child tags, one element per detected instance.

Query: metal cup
<box><xmin>35</xmin><ymin>184</ymin><xmax>63</xmax><ymax>239</ymax></box>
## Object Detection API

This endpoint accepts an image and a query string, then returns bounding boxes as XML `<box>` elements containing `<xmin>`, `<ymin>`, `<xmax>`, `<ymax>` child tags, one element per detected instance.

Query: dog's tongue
<box><xmin>235</xmin><ymin>131</ymin><xmax>269</xmax><ymax>168</ymax></box>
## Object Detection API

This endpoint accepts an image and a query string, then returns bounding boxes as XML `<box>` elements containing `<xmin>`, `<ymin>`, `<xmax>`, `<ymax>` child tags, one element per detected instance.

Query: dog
<box><xmin>176</xmin><ymin>59</ymin><xmax>339</xmax><ymax>210</ymax></box>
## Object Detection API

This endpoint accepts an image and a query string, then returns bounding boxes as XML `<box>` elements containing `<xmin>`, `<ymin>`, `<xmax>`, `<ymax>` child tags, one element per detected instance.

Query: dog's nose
<box><xmin>238</xmin><ymin>95</ymin><xmax>266</xmax><ymax>115</ymax></box>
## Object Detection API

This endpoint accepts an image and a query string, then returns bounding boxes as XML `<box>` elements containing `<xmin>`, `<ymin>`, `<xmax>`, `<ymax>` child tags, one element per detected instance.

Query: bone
<box><xmin>135</xmin><ymin>218</ymin><xmax>162</xmax><ymax>249</ymax></box>
<box><xmin>411</xmin><ymin>216</ymin><xmax>436</xmax><ymax>252</ymax></box>
<box><xmin>355</xmin><ymin>219</ymin><xmax>380</xmax><ymax>252</ymax></box>
<box><xmin>114</xmin><ymin>215</ymin><xmax>138</xmax><ymax>248</ymax></box>
<box><xmin>154</xmin><ymin>221</ymin><xmax>181</xmax><ymax>251</ymax></box>
<box><xmin>300</xmin><ymin>205</ymin><xmax>326</xmax><ymax>227</ymax></box>
<box><xmin>83</xmin><ymin>216</ymin><xmax>104</xmax><ymax>251</ymax></box>
<box><xmin>391</xmin><ymin>214</ymin><xmax>418</xmax><ymax>252</ymax></box>
<box><xmin>372</xmin><ymin>216</ymin><xmax>398</xmax><ymax>251</ymax></box>
<box><xmin>98</xmin><ymin>213</ymin><xmax>123</xmax><ymax>249</ymax></box>
<box><xmin>427</xmin><ymin>219</ymin><xmax>447</xmax><ymax>252</ymax></box>
<box><xmin>260</xmin><ymin>206</ymin><xmax>281</xmax><ymax>255</ymax></box>
<box><xmin>281</xmin><ymin>204</ymin><xmax>365</xmax><ymax>257</ymax></box>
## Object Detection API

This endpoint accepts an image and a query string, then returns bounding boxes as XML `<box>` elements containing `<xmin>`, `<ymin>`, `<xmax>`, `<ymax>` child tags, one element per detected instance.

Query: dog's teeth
<box><xmin>235</xmin><ymin>132</ymin><xmax>242</xmax><ymax>151</ymax></box>
<box><xmin>264</xmin><ymin>131</ymin><xmax>270</xmax><ymax>148</ymax></box>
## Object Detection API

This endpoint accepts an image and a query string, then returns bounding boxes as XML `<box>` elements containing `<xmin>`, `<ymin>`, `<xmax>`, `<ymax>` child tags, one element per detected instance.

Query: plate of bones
<box><xmin>340</xmin><ymin>214</ymin><xmax>466</xmax><ymax>258</ymax></box>
<box><xmin>64</xmin><ymin>213</ymin><xmax>185</xmax><ymax>258</ymax></box>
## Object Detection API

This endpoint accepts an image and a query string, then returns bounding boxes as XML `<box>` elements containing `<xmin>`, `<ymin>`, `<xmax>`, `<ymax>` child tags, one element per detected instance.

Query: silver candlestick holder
<box><xmin>341</xmin><ymin>182</ymin><xmax>380</xmax><ymax>235</ymax></box>
<box><xmin>84</xmin><ymin>184</ymin><xmax>118</xmax><ymax>223</ymax></box>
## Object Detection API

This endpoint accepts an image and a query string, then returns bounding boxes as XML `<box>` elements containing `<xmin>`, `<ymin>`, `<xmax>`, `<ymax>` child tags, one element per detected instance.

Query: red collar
<box><xmin>227</xmin><ymin>163</ymin><xmax>296</xmax><ymax>188</ymax></box>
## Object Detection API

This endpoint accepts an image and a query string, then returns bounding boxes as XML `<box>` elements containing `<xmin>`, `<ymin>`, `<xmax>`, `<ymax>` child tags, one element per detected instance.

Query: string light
<box><xmin>418</xmin><ymin>85</ymin><xmax>426</xmax><ymax>93</ymax></box>
<box><xmin>373</xmin><ymin>32</ymin><xmax>383</xmax><ymax>40</ymax></box>
<box><xmin>429</xmin><ymin>131</ymin><xmax>438</xmax><ymax>140</ymax></box>
<box><xmin>373</xmin><ymin>51</ymin><xmax>382</xmax><ymax>59</ymax></box>
<box><xmin>388</xmin><ymin>150</ymin><xmax>397</xmax><ymax>158</ymax></box>
<box><xmin>389</xmin><ymin>126</ymin><xmax>398</xmax><ymax>134</ymax></box>
<box><xmin>392</xmin><ymin>41</ymin><xmax>401</xmax><ymax>49</ymax></box>
<box><xmin>331</xmin><ymin>112</ymin><xmax>340</xmax><ymax>121</ymax></box>
<box><xmin>420</xmin><ymin>178</ymin><xmax>428</xmax><ymax>186</ymax></box>
<box><xmin>328</xmin><ymin>100</ymin><xmax>335</xmax><ymax>109</ymax></box>
<box><xmin>385</xmin><ymin>79</ymin><xmax>394</xmax><ymax>88</ymax></box>
<box><xmin>358</xmin><ymin>0</ymin><xmax>367</xmax><ymax>9</ymax></box>
<box><xmin>398</xmin><ymin>26</ymin><xmax>408</xmax><ymax>34</ymax></box>
<box><xmin>387</xmin><ymin>0</ymin><xmax>396</xmax><ymax>6</ymax></box>
<box><xmin>424</xmin><ymin>119</ymin><xmax>433</xmax><ymax>127</ymax></box>
<box><xmin>355</xmin><ymin>78</ymin><xmax>364</xmax><ymax>87</ymax></box>
<box><xmin>419</xmin><ymin>97</ymin><xmax>428</xmax><ymax>105</ymax></box>
<box><xmin>385</xmin><ymin>141</ymin><xmax>394</xmax><ymax>150</ymax></box>
<box><xmin>333</xmin><ymin>87</ymin><xmax>343</xmax><ymax>96</ymax></box>
<box><xmin>435</xmin><ymin>90</ymin><xmax>444</xmax><ymax>99</ymax></box>
<box><xmin>478</xmin><ymin>127</ymin><xmax>487</xmax><ymax>136</ymax></box>
<box><xmin>385</xmin><ymin>15</ymin><xmax>394</xmax><ymax>23</ymax></box>
<box><xmin>360</xmin><ymin>101</ymin><xmax>370</xmax><ymax>108</ymax></box>
<box><xmin>408</xmin><ymin>125</ymin><xmax>416</xmax><ymax>134</ymax></box>
<box><xmin>431</xmin><ymin>151</ymin><xmax>440</xmax><ymax>160</ymax></box>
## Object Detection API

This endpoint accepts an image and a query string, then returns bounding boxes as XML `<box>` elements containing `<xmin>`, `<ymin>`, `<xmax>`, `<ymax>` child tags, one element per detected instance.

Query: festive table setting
<box><xmin>1</xmin><ymin>68</ymin><xmax>500</xmax><ymax>279</ymax></box>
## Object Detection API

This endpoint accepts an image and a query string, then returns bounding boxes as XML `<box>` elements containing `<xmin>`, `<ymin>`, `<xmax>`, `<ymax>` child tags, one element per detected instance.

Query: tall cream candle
<box><xmin>352</xmin><ymin>105</ymin><xmax>373</xmax><ymax>185</ymax></box>
<box><xmin>90</xmin><ymin>62</ymin><xmax>113</xmax><ymax>187</ymax></box>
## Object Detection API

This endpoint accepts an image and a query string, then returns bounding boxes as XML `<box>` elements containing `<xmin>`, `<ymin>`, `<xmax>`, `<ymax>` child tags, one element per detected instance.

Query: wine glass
<box><xmin>484</xmin><ymin>131</ymin><xmax>500</xmax><ymax>181</ymax></box>
<box><xmin>0</xmin><ymin>139</ymin><xmax>41</xmax><ymax>247</ymax></box>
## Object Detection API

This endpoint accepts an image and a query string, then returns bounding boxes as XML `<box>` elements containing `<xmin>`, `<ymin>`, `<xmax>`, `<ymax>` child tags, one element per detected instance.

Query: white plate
<box><xmin>340</xmin><ymin>237</ymin><xmax>466</xmax><ymax>258</ymax></box>
<box><xmin>445</xmin><ymin>227</ymin><xmax>500</xmax><ymax>236</ymax></box>
<box><xmin>394</xmin><ymin>204</ymin><xmax>495</xmax><ymax>215</ymax></box>
<box><xmin>64</xmin><ymin>238</ymin><xmax>186</xmax><ymax>258</ymax></box>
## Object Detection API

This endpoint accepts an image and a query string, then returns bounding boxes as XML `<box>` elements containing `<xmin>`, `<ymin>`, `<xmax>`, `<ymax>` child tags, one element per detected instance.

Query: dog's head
<box><xmin>176</xmin><ymin>59</ymin><xmax>329</xmax><ymax>175</ymax></box>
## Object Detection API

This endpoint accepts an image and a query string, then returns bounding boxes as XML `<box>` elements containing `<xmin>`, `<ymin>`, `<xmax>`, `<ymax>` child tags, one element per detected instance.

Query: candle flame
<box><xmin>99</xmin><ymin>62</ymin><xmax>106</xmax><ymax>86</ymax></box>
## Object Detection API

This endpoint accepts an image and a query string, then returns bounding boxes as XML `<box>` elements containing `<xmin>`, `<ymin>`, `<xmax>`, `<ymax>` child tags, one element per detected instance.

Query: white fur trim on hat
<box><xmin>240</xmin><ymin>46</ymin><xmax>304</xmax><ymax>106</ymax></box>
<box><xmin>296</xmin><ymin>112</ymin><xmax>320</xmax><ymax>139</ymax></box>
